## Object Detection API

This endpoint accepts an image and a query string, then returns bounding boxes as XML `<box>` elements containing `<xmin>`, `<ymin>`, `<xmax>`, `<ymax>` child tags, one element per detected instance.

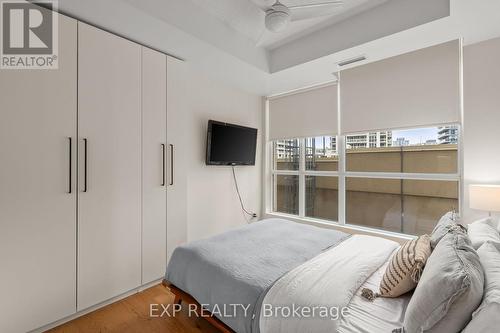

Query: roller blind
<box><xmin>341</xmin><ymin>40</ymin><xmax>461</xmax><ymax>134</ymax></box>
<box><xmin>269</xmin><ymin>84</ymin><xmax>338</xmax><ymax>140</ymax></box>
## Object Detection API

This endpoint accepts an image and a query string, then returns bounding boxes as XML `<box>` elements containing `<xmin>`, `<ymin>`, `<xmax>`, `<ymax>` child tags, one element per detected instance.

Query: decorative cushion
<box><xmin>362</xmin><ymin>235</ymin><xmax>431</xmax><ymax>300</ymax></box>
<box><xmin>467</xmin><ymin>217</ymin><xmax>500</xmax><ymax>250</ymax></box>
<box><xmin>463</xmin><ymin>241</ymin><xmax>500</xmax><ymax>333</ymax></box>
<box><xmin>429</xmin><ymin>211</ymin><xmax>464</xmax><ymax>249</ymax></box>
<box><xmin>462</xmin><ymin>303</ymin><xmax>500</xmax><ymax>333</ymax></box>
<box><xmin>399</xmin><ymin>230</ymin><xmax>484</xmax><ymax>333</ymax></box>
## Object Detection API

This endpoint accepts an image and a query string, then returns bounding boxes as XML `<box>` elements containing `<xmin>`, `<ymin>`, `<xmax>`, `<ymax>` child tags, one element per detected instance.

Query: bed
<box><xmin>163</xmin><ymin>218</ymin><xmax>408</xmax><ymax>333</ymax></box>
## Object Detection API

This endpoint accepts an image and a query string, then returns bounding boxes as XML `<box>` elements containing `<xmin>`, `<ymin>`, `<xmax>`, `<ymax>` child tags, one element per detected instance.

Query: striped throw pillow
<box><xmin>362</xmin><ymin>235</ymin><xmax>432</xmax><ymax>301</ymax></box>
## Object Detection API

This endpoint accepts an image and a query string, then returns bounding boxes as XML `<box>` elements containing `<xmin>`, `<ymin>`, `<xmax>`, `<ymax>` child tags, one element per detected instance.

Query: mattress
<box><xmin>167</xmin><ymin>218</ymin><xmax>410</xmax><ymax>333</ymax></box>
<box><xmin>338</xmin><ymin>249</ymin><xmax>412</xmax><ymax>333</ymax></box>
<box><xmin>165</xmin><ymin>218</ymin><xmax>350</xmax><ymax>333</ymax></box>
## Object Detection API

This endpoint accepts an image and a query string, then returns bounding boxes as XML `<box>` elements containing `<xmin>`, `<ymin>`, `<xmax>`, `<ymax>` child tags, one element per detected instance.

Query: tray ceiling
<box><xmin>189</xmin><ymin>0</ymin><xmax>390</xmax><ymax>49</ymax></box>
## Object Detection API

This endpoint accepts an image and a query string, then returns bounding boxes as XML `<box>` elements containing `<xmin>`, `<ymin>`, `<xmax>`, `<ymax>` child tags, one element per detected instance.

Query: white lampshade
<box><xmin>469</xmin><ymin>184</ymin><xmax>500</xmax><ymax>212</ymax></box>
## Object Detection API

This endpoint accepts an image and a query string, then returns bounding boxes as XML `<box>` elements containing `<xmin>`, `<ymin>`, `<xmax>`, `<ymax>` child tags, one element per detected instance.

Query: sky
<box><xmin>392</xmin><ymin>127</ymin><xmax>439</xmax><ymax>144</ymax></box>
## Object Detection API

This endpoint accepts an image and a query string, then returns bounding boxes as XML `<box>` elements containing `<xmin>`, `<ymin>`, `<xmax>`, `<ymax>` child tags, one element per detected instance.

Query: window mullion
<box><xmin>272</xmin><ymin>170</ymin><xmax>300</xmax><ymax>175</ymax></box>
<box><xmin>273</xmin><ymin>173</ymin><xmax>277</xmax><ymax>213</ymax></box>
<box><xmin>338</xmin><ymin>135</ymin><xmax>346</xmax><ymax>225</ymax></box>
<box><xmin>344</xmin><ymin>171</ymin><xmax>460</xmax><ymax>181</ymax></box>
<box><xmin>267</xmin><ymin>141</ymin><xmax>274</xmax><ymax>215</ymax></box>
<box><xmin>299</xmin><ymin>138</ymin><xmax>306</xmax><ymax>218</ymax></box>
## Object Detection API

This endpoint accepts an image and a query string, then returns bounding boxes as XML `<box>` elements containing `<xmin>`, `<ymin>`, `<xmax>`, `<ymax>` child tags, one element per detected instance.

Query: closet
<box><xmin>0</xmin><ymin>10</ymin><xmax>185</xmax><ymax>333</ymax></box>
<box><xmin>0</xmin><ymin>13</ymin><xmax>77</xmax><ymax>333</ymax></box>
<box><xmin>142</xmin><ymin>47</ymin><xmax>168</xmax><ymax>285</ymax></box>
<box><xmin>77</xmin><ymin>22</ymin><xmax>143</xmax><ymax>310</ymax></box>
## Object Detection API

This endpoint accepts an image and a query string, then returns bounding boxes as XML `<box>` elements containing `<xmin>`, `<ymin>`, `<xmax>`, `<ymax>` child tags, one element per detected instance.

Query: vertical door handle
<box><xmin>83</xmin><ymin>138</ymin><xmax>88</xmax><ymax>192</ymax></box>
<box><xmin>169</xmin><ymin>144</ymin><xmax>174</xmax><ymax>186</ymax></box>
<box><xmin>161</xmin><ymin>144</ymin><xmax>166</xmax><ymax>186</ymax></box>
<box><xmin>68</xmin><ymin>137</ymin><xmax>72</xmax><ymax>194</ymax></box>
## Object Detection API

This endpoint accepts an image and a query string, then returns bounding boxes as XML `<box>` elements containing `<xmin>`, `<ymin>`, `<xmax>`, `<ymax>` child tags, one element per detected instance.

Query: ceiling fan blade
<box><xmin>252</xmin><ymin>0</ymin><xmax>272</xmax><ymax>12</ymax></box>
<box><xmin>288</xmin><ymin>1</ymin><xmax>343</xmax><ymax>10</ymax></box>
<box><xmin>290</xmin><ymin>1</ymin><xmax>344</xmax><ymax>21</ymax></box>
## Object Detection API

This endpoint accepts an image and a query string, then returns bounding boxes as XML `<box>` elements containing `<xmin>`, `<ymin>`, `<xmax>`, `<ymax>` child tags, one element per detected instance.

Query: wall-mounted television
<box><xmin>206</xmin><ymin>120</ymin><xmax>257</xmax><ymax>166</ymax></box>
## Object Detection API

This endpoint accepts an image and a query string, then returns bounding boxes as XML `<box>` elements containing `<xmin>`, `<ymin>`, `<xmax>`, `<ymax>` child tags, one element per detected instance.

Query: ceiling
<box><xmin>55</xmin><ymin>0</ymin><xmax>500</xmax><ymax>96</ymax></box>
<box><xmin>188</xmin><ymin>0</ymin><xmax>390</xmax><ymax>49</ymax></box>
<box><xmin>120</xmin><ymin>0</ymin><xmax>450</xmax><ymax>73</ymax></box>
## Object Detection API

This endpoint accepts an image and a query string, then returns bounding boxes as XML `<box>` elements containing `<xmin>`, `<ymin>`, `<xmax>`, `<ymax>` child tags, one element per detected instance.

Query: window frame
<box><xmin>267</xmin><ymin>124</ymin><xmax>462</xmax><ymax>237</ymax></box>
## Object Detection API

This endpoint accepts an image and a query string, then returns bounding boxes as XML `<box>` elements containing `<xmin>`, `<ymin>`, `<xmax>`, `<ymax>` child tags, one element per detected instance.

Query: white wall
<box><xmin>181</xmin><ymin>66</ymin><xmax>263</xmax><ymax>241</ymax></box>
<box><xmin>463</xmin><ymin>37</ymin><xmax>500</xmax><ymax>222</ymax></box>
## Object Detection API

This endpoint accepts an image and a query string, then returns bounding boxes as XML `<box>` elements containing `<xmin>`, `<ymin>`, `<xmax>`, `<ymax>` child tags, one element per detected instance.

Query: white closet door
<box><xmin>77</xmin><ymin>22</ymin><xmax>142</xmax><ymax>310</ymax></box>
<box><xmin>0</xmin><ymin>14</ymin><xmax>77</xmax><ymax>333</ymax></box>
<box><xmin>142</xmin><ymin>47</ymin><xmax>167</xmax><ymax>284</ymax></box>
<box><xmin>166</xmin><ymin>56</ymin><xmax>188</xmax><ymax>263</ymax></box>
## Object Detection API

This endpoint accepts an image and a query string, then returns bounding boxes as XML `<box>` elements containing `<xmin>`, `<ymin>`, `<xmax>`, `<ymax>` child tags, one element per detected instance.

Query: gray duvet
<box><xmin>165</xmin><ymin>218</ymin><xmax>350</xmax><ymax>333</ymax></box>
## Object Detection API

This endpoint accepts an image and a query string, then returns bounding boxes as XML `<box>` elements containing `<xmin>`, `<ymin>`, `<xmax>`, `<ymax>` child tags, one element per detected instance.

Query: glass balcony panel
<box><xmin>346</xmin><ymin>178</ymin><xmax>403</xmax><ymax>233</ymax></box>
<box><xmin>275</xmin><ymin>175</ymin><xmax>299</xmax><ymax>215</ymax></box>
<box><xmin>305</xmin><ymin>176</ymin><xmax>338</xmax><ymax>221</ymax></box>
<box><xmin>346</xmin><ymin>177</ymin><xmax>459</xmax><ymax>235</ymax></box>
<box><xmin>305</xmin><ymin>136</ymin><xmax>338</xmax><ymax>171</ymax></box>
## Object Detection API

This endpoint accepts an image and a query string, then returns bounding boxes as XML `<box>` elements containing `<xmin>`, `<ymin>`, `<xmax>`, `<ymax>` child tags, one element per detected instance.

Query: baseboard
<box><xmin>29</xmin><ymin>278</ymin><xmax>163</xmax><ymax>333</ymax></box>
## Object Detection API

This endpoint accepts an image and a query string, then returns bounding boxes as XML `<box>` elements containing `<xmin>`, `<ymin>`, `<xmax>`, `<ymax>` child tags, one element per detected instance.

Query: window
<box><xmin>306</xmin><ymin>176</ymin><xmax>338</xmax><ymax>221</ymax></box>
<box><xmin>346</xmin><ymin>178</ymin><xmax>459</xmax><ymax>235</ymax></box>
<box><xmin>272</xmin><ymin>136</ymin><xmax>339</xmax><ymax>219</ymax></box>
<box><xmin>274</xmin><ymin>175</ymin><xmax>299</xmax><ymax>215</ymax></box>
<box><xmin>270</xmin><ymin>126</ymin><xmax>460</xmax><ymax>236</ymax></box>
<box><xmin>346</xmin><ymin>127</ymin><xmax>458</xmax><ymax>174</ymax></box>
<box><xmin>274</xmin><ymin>139</ymin><xmax>299</xmax><ymax>170</ymax></box>
<box><xmin>305</xmin><ymin>136</ymin><xmax>338</xmax><ymax>171</ymax></box>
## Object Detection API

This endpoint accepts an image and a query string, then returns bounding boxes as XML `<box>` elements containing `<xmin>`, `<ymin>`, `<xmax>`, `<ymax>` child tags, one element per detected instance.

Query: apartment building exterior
<box><xmin>438</xmin><ymin>125</ymin><xmax>459</xmax><ymax>144</ymax></box>
<box><xmin>346</xmin><ymin>131</ymin><xmax>393</xmax><ymax>149</ymax></box>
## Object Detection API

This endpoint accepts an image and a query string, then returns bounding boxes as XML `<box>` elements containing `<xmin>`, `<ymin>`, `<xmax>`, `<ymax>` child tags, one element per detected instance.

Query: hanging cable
<box><xmin>231</xmin><ymin>165</ymin><xmax>256</xmax><ymax>222</ymax></box>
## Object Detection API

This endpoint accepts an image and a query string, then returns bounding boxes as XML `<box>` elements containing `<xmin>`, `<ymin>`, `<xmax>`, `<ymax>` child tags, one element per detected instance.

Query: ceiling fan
<box><xmin>258</xmin><ymin>0</ymin><xmax>344</xmax><ymax>33</ymax></box>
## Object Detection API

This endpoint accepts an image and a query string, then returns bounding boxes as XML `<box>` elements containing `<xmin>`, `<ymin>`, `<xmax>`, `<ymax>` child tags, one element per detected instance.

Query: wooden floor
<box><xmin>47</xmin><ymin>285</ymin><xmax>219</xmax><ymax>333</ymax></box>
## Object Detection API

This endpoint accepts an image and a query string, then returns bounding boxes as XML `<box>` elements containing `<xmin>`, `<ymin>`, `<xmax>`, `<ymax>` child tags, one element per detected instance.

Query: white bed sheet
<box><xmin>338</xmin><ymin>249</ymin><xmax>412</xmax><ymax>333</ymax></box>
<box><xmin>259</xmin><ymin>235</ymin><xmax>400</xmax><ymax>333</ymax></box>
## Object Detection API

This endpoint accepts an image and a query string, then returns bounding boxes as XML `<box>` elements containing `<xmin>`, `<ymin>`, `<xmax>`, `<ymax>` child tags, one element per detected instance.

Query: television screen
<box><xmin>206</xmin><ymin>120</ymin><xmax>257</xmax><ymax>165</ymax></box>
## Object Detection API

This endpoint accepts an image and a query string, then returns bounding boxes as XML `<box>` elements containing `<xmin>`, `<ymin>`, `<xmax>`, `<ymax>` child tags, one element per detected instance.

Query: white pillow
<box><xmin>467</xmin><ymin>217</ymin><xmax>500</xmax><ymax>250</ymax></box>
<box><xmin>463</xmin><ymin>241</ymin><xmax>500</xmax><ymax>333</ymax></box>
<box><xmin>400</xmin><ymin>231</ymin><xmax>484</xmax><ymax>333</ymax></box>
<box><xmin>430</xmin><ymin>211</ymin><xmax>460</xmax><ymax>249</ymax></box>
